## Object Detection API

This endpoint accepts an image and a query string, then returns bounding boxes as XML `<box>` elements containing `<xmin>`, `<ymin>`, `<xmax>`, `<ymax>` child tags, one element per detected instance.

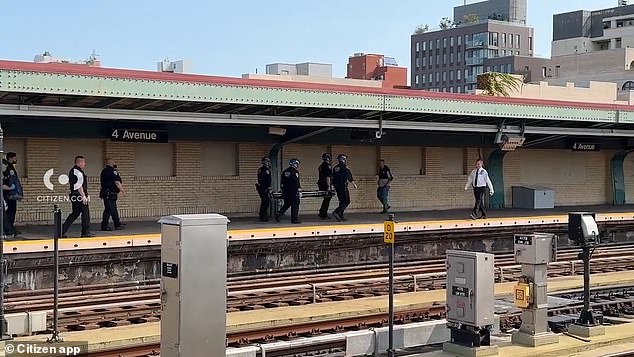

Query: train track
<box><xmin>81</xmin><ymin>284</ymin><xmax>634</xmax><ymax>357</ymax></box>
<box><xmin>8</xmin><ymin>245</ymin><xmax>634</xmax><ymax>315</ymax></box>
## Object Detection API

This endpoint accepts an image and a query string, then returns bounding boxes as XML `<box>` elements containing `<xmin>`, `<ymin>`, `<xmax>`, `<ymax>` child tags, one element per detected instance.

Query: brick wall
<box><xmin>503</xmin><ymin>149</ymin><xmax>614</xmax><ymax>207</ymax></box>
<box><xmin>8</xmin><ymin>139</ymin><xmax>619</xmax><ymax>224</ymax></box>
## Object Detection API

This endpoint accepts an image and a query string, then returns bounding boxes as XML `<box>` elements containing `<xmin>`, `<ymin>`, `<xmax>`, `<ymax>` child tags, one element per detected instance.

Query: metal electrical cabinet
<box><xmin>446</xmin><ymin>250</ymin><xmax>495</xmax><ymax>328</ymax></box>
<box><xmin>159</xmin><ymin>214</ymin><xmax>229</xmax><ymax>357</ymax></box>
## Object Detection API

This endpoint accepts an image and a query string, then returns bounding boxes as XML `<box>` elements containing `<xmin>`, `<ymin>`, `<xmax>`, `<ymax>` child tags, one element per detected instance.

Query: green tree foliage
<box><xmin>477</xmin><ymin>72</ymin><xmax>523</xmax><ymax>97</ymax></box>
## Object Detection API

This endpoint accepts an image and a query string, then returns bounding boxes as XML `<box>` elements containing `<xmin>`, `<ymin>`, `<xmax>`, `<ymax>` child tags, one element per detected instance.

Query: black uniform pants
<box><xmin>472</xmin><ymin>186</ymin><xmax>487</xmax><ymax>218</ymax></box>
<box><xmin>318</xmin><ymin>184</ymin><xmax>331</xmax><ymax>218</ymax></box>
<box><xmin>257</xmin><ymin>188</ymin><xmax>271</xmax><ymax>220</ymax></box>
<box><xmin>278</xmin><ymin>193</ymin><xmax>300</xmax><ymax>222</ymax></box>
<box><xmin>101</xmin><ymin>196</ymin><xmax>121</xmax><ymax>229</ymax></box>
<box><xmin>62</xmin><ymin>199</ymin><xmax>90</xmax><ymax>236</ymax></box>
<box><xmin>334</xmin><ymin>186</ymin><xmax>350</xmax><ymax>217</ymax></box>
<box><xmin>5</xmin><ymin>199</ymin><xmax>16</xmax><ymax>234</ymax></box>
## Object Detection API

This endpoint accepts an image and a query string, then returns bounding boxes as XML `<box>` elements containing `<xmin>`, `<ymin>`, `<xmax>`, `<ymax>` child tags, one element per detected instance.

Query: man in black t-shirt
<box><xmin>62</xmin><ymin>156</ymin><xmax>94</xmax><ymax>238</ymax></box>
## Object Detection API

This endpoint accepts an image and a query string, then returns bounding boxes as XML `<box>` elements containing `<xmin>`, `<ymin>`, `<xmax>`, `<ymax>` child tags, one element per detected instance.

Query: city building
<box><xmin>552</xmin><ymin>1</ymin><xmax>634</xmax><ymax>57</ymax></box>
<box><xmin>482</xmin><ymin>55</ymin><xmax>550</xmax><ymax>82</ymax></box>
<box><xmin>454</xmin><ymin>0</ymin><xmax>527</xmax><ymax>25</ymax></box>
<box><xmin>346</xmin><ymin>53</ymin><xmax>408</xmax><ymax>88</ymax></box>
<box><xmin>547</xmin><ymin>2</ymin><xmax>634</xmax><ymax>90</ymax></box>
<box><xmin>266</xmin><ymin>62</ymin><xmax>332</xmax><ymax>77</ymax></box>
<box><xmin>157</xmin><ymin>59</ymin><xmax>192</xmax><ymax>73</ymax></box>
<box><xmin>411</xmin><ymin>20</ymin><xmax>534</xmax><ymax>93</ymax></box>
<box><xmin>34</xmin><ymin>50</ymin><xmax>101</xmax><ymax>67</ymax></box>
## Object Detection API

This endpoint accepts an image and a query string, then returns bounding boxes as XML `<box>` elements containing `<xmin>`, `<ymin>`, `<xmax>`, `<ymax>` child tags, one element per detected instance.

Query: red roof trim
<box><xmin>1</xmin><ymin>59</ymin><xmax>633</xmax><ymax>111</ymax></box>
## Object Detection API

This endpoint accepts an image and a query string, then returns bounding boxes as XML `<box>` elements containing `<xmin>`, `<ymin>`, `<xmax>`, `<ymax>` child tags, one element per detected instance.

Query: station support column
<box><xmin>159</xmin><ymin>214</ymin><xmax>229</xmax><ymax>357</ymax></box>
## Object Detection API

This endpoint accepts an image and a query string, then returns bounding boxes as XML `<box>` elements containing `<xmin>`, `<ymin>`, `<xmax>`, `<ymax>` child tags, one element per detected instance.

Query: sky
<box><xmin>0</xmin><ymin>0</ymin><xmax>619</xmax><ymax>79</ymax></box>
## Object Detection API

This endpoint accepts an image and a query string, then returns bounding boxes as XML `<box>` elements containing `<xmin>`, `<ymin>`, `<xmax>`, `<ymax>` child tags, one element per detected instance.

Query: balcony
<box><xmin>466</xmin><ymin>39</ymin><xmax>488</xmax><ymax>49</ymax></box>
<box><xmin>465</xmin><ymin>57</ymin><xmax>485</xmax><ymax>66</ymax></box>
<box><xmin>466</xmin><ymin>74</ymin><xmax>477</xmax><ymax>83</ymax></box>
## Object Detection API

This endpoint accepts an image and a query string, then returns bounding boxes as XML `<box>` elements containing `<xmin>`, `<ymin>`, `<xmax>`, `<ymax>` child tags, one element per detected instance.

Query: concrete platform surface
<box><xmin>414</xmin><ymin>323</ymin><xmax>634</xmax><ymax>357</ymax></box>
<box><xmin>10</xmin><ymin>204</ymin><xmax>634</xmax><ymax>241</ymax></box>
<box><xmin>11</xmin><ymin>271</ymin><xmax>634</xmax><ymax>354</ymax></box>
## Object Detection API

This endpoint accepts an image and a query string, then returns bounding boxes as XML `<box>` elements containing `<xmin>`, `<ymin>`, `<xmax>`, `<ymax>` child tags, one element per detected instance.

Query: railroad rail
<box><xmin>78</xmin><ymin>284</ymin><xmax>634</xmax><ymax>356</ymax></box>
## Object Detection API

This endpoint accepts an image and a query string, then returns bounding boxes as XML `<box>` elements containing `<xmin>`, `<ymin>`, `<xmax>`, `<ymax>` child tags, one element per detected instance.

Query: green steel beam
<box><xmin>1</xmin><ymin>69</ymin><xmax>633</xmax><ymax>124</ymax></box>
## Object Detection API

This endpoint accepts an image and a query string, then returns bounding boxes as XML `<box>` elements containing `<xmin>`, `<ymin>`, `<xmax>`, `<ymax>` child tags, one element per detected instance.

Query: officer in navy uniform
<box><xmin>2</xmin><ymin>152</ymin><xmax>22</xmax><ymax>237</ymax></box>
<box><xmin>331</xmin><ymin>154</ymin><xmax>357</xmax><ymax>222</ymax></box>
<box><xmin>317</xmin><ymin>153</ymin><xmax>333</xmax><ymax>220</ymax></box>
<box><xmin>62</xmin><ymin>156</ymin><xmax>95</xmax><ymax>238</ymax></box>
<box><xmin>275</xmin><ymin>158</ymin><xmax>301</xmax><ymax>224</ymax></box>
<box><xmin>100</xmin><ymin>158</ymin><xmax>125</xmax><ymax>231</ymax></box>
<box><xmin>256</xmin><ymin>157</ymin><xmax>272</xmax><ymax>222</ymax></box>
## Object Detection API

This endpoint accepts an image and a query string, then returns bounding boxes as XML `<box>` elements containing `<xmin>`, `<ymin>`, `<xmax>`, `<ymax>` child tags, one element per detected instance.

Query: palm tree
<box><xmin>477</xmin><ymin>72</ymin><xmax>523</xmax><ymax>97</ymax></box>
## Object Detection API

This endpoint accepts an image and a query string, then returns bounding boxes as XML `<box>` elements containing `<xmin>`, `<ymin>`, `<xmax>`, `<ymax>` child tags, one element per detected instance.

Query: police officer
<box><xmin>62</xmin><ymin>156</ymin><xmax>94</xmax><ymax>238</ymax></box>
<box><xmin>275</xmin><ymin>158</ymin><xmax>301</xmax><ymax>224</ymax></box>
<box><xmin>332</xmin><ymin>154</ymin><xmax>357</xmax><ymax>222</ymax></box>
<box><xmin>100</xmin><ymin>158</ymin><xmax>125</xmax><ymax>231</ymax></box>
<box><xmin>317</xmin><ymin>153</ymin><xmax>332</xmax><ymax>220</ymax></box>
<box><xmin>2</xmin><ymin>152</ymin><xmax>22</xmax><ymax>237</ymax></box>
<box><xmin>256</xmin><ymin>157</ymin><xmax>272</xmax><ymax>222</ymax></box>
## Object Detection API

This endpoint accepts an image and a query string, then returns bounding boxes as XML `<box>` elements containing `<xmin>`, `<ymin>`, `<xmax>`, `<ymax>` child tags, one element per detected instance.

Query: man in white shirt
<box><xmin>464</xmin><ymin>158</ymin><xmax>494</xmax><ymax>220</ymax></box>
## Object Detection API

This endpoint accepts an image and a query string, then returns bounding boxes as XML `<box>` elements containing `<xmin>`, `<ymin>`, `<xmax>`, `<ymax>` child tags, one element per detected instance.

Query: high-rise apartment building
<box><xmin>411</xmin><ymin>20</ymin><xmax>534</xmax><ymax>92</ymax></box>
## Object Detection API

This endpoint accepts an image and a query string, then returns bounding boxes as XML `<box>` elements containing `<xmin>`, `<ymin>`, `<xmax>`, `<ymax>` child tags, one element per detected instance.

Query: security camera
<box><xmin>375</xmin><ymin>130</ymin><xmax>385</xmax><ymax>139</ymax></box>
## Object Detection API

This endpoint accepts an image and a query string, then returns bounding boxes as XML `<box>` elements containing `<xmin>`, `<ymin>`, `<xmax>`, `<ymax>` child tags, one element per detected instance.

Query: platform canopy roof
<box><xmin>0</xmin><ymin>60</ymin><xmax>634</xmax><ymax>137</ymax></box>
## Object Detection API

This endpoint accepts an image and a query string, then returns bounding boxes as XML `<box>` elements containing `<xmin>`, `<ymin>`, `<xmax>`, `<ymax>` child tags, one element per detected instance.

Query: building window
<box><xmin>443</xmin><ymin>37</ymin><xmax>448</xmax><ymax>48</ymax></box>
<box><xmin>508</xmin><ymin>63</ymin><xmax>513</xmax><ymax>73</ymax></box>
<box><xmin>443</xmin><ymin>53</ymin><xmax>447</xmax><ymax>65</ymax></box>
<box><xmin>430</xmin><ymin>56</ymin><xmax>434</xmax><ymax>66</ymax></box>
<box><xmin>429</xmin><ymin>40</ymin><xmax>433</xmax><ymax>50</ymax></box>
<box><xmin>443</xmin><ymin>71</ymin><xmax>447</xmax><ymax>82</ymax></box>
<box><xmin>617</xmin><ymin>37</ymin><xmax>623</xmax><ymax>48</ymax></box>
<box><xmin>436</xmin><ymin>39</ymin><xmax>440</xmax><ymax>49</ymax></box>
<box><xmin>554</xmin><ymin>65</ymin><xmax>560</xmax><ymax>77</ymax></box>
<box><xmin>458</xmin><ymin>35</ymin><xmax>462</xmax><ymax>46</ymax></box>
<box><xmin>450</xmin><ymin>70</ymin><xmax>454</xmax><ymax>81</ymax></box>
<box><xmin>458</xmin><ymin>52</ymin><xmax>462</xmax><ymax>64</ymax></box>
<box><xmin>442</xmin><ymin>148</ymin><xmax>464</xmax><ymax>175</ymax></box>
<box><xmin>457</xmin><ymin>69</ymin><xmax>462</xmax><ymax>80</ymax></box>
<box><xmin>450</xmin><ymin>36</ymin><xmax>455</xmax><ymax>47</ymax></box>
<box><xmin>490</xmin><ymin>32</ymin><xmax>498</xmax><ymax>46</ymax></box>
<box><xmin>135</xmin><ymin>143</ymin><xmax>174</xmax><ymax>177</ymax></box>
<box><xmin>449</xmin><ymin>87</ymin><xmax>454</xmax><ymax>93</ymax></box>
<box><xmin>515</xmin><ymin>34</ymin><xmax>520</xmax><ymax>48</ymax></box>
<box><xmin>415</xmin><ymin>74</ymin><xmax>420</xmax><ymax>86</ymax></box>
<box><xmin>542</xmin><ymin>67</ymin><xmax>547</xmax><ymax>78</ymax></box>
<box><xmin>422</xmin><ymin>56</ymin><xmax>427</xmax><ymax>68</ymax></box>
<box><xmin>202</xmin><ymin>142</ymin><xmax>238</xmax><ymax>176</ymax></box>
<box><xmin>509</xmin><ymin>33</ymin><xmax>513</xmax><ymax>48</ymax></box>
<box><xmin>436</xmin><ymin>55</ymin><xmax>440</xmax><ymax>67</ymax></box>
<box><xmin>493</xmin><ymin>65</ymin><xmax>498</xmax><ymax>72</ymax></box>
<box><xmin>422</xmin><ymin>73</ymin><xmax>426</xmax><ymax>84</ymax></box>
<box><xmin>416</xmin><ymin>57</ymin><xmax>420</xmax><ymax>69</ymax></box>
<box><xmin>502</xmin><ymin>33</ymin><xmax>507</xmax><ymax>47</ymax></box>
<box><xmin>457</xmin><ymin>86</ymin><xmax>461</xmax><ymax>93</ymax></box>
<box><xmin>59</xmin><ymin>140</ymin><xmax>104</xmax><ymax>177</ymax></box>
<box><xmin>422</xmin><ymin>41</ymin><xmax>427</xmax><ymax>51</ymax></box>
<box><xmin>450</xmin><ymin>52</ymin><xmax>455</xmax><ymax>64</ymax></box>
<box><xmin>603</xmin><ymin>21</ymin><xmax>610</xmax><ymax>29</ymax></box>
<box><xmin>436</xmin><ymin>72</ymin><xmax>440</xmax><ymax>82</ymax></box>
<box><xmin>529</xmin><ymin>37</ymin><xmax>533</xmax><ymax>51</ymax></box>
<box><xmin>416</xmin><ymin>42</ymin><xmax>420</xmax><ymax>52</ymax></box>
<box><xmin>502</xmin><ymin>49</ymin><xmax>506</xmax><ymax>56</ymax></box>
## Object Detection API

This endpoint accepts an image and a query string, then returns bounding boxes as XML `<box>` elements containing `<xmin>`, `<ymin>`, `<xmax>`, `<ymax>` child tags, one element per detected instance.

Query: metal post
<box><xmin>0</xmin><ymin>125</ymin><xmax>10</xmax><ymax>341</ymax></box>
<box><xmin>386</xmin><ymin>213</ymin><xmax>395</xmax><ymax>357</ymax></box>
<box><xmin>578</xmin><ymin>245</ymin><xmax>596</xmax><ymax>326</ymax></box>
<box><xmin>48</xmin><ymin>205</ymin><xmax>63</xmax><ymax>342</ymax></box>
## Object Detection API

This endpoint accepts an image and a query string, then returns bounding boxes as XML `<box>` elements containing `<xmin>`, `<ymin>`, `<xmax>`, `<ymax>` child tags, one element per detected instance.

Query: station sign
<box><xmin>571</xmin><ymin>142</ymin><xmax>600</xmax><ymax>151</ymax></box>
<box><xmin>111</xmin><ymin>129</ymin><xmax>168</xmax><ymax>143</ymax></box>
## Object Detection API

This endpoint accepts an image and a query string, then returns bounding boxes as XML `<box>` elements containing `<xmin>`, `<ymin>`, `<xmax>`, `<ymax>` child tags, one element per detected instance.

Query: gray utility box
<box><xmin>512</xmin><ymin>186</ymin><xmax>555</xmax><ymax>209</ymax></box>
<box><xmin>514</xmin><ymin>233</ymin><xmax>557</xmax><ymax>265</ymax></box>
<box><xmin>446</xmin><ymin>250</ymin><xmax>495</xmax><ymax>328</ymax></box>
<box><xmin>159</xmin><ymin>214</ymin><xmax>229</xmax><ymax>357</ymax></box>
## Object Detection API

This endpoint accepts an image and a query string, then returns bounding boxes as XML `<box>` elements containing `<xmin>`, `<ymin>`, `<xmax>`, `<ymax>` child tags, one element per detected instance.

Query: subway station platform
<box><xmin>7</xmin><ymin>271</ymin><xmax>634</xmax><ymax>356</ymax></box>
<box><xmin>5</xmin><ymin>204</ymin><xmax>634</xmax><ymax>254</ymax></box>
